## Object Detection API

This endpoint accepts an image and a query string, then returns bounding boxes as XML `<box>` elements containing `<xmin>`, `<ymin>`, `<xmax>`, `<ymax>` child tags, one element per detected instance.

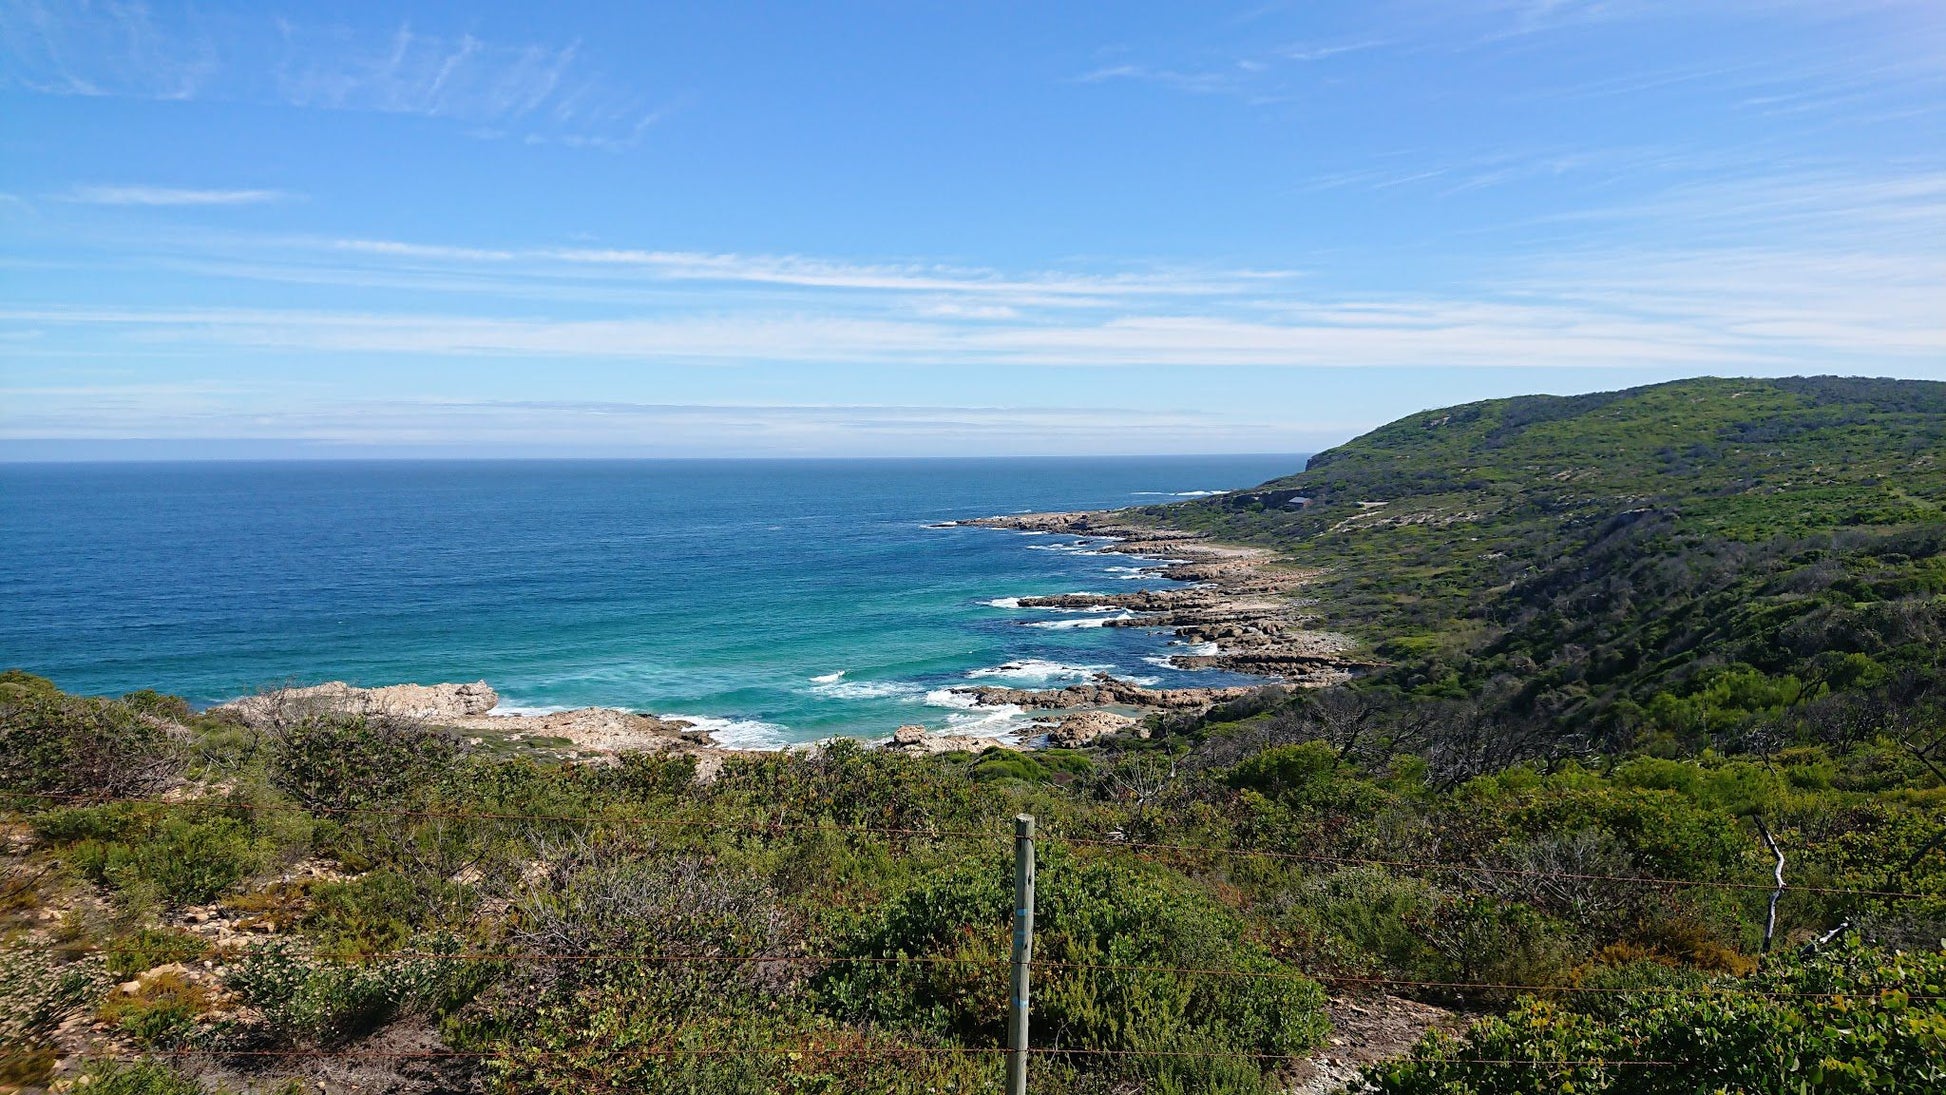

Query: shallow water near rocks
<box><xmin>0</xmin><ymin>456</ymin><xmax>1300</xmax><ymax>746</ymax></box>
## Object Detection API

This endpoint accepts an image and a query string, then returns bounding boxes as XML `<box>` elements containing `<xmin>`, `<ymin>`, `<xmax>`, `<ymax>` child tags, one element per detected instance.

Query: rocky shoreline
<box><xmin>937</xmin><ymin>509</ymin><xmax>1360</xmax><ymax>699</ymax></box>
<box><xmin>213</xmin><ymin>509</ymin><xmax>1359</xmax><ymax>757</ymax></box>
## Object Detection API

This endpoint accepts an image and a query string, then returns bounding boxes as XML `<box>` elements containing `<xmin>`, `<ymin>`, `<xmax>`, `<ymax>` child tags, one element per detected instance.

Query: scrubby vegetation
<box><xmin>3</xmin><ymin>377</ymin><xmax>1942</xmax><ymax>1093</ymax></box>
<box><xmin>3</xmin><ymin>669</ymin><xmax>1940</xmax><ymax>1092</ymax></box>
<box><xmin>1157</xmin><ymin>376</ymin><xmax>1946</xmax><ymax>757</ymax></box>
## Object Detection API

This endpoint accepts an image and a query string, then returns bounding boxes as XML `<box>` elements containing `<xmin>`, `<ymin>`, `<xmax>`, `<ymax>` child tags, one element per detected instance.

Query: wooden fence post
<box><xmin>1007</xmin><ymin>814</ymin><xmax>1036</xmax><ymax>1095</ymax></box>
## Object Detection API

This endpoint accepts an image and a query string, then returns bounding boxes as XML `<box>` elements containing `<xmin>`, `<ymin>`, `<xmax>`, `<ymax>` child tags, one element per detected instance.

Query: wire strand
<box><xmin>1049</xmin><ymin>832</ymin><xmax>1938</xmax><ymax>900</ymax></box>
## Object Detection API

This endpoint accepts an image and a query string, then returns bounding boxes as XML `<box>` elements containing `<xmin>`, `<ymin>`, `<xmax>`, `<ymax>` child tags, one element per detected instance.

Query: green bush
<box><xmin>100</xmin><ymin>969</ymin><xmax>214</xmax><ymax>1044</ymax></box>
<box><xmin>1370</xmin><ymin>940</ymin><xmax>1946</xmax><ymax>1093</ymax></box>
<box><xmin>268</xmin><ymin>713</ymin><xmax>463</xmax><ymax>813</ymax></box>
<box><xmin>224</xmin><ymin>938</ymin><xmax>482</xmax><ymax>1047</ymax></box>
<box><xmin>62</xmin><ymin>811</ymin><xmax>269</xmax><ymax>908</ymax></box>
<box><xmin>103</xmin><ymin>926</ymin><xmax>210</xmax><ymax>977</ymax></box>
<box><xmin>1227</xmin><ymin>740</ymin><xmax>1341</xmax><ymax>801</ymax></box>
<box><xmin>819</xmin><ymin>851</ymin><xmax>1329</xmax><ymax>1093</ymax></box>
<box><xmin>302</xmin><ymin>869</ymin><xmax>461</xmax><ymax>952</ymax></box>
<box><xmin>0</xmin><ymin>677</ymin><xmax>180</xmax><ymax>798</ymax></box>
<box><xmin>71</xmin><ymin>1060</ymin><xmax>229</xmax><ymax>1095</ymax></box>
<box><xmin>0</xmin><ymin>944</ymin><xmax>109</xmax><ymax>1046</ymax></box>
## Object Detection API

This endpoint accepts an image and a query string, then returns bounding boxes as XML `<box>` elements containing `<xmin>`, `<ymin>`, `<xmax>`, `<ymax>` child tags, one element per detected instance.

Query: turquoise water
<box><xmin>0</xmin><ymin>456</ymin><xmax>1300</xmax><ymax>746</ymax></box>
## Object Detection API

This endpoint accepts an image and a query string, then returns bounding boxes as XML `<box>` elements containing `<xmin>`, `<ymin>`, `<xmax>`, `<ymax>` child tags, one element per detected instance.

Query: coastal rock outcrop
<box><xmin>883</xmin><ymin>724</ymin><xmax>1004</xmax><ymax>755</ymax></box>
<box><xmin>216</xmin><ymin>680</ymin><xmax>500</xmax><ymax>723</ymax></box>
<box><xmin>954</xmin><ymin>674</ymin><xmax>1273</xmax><ymax>712</ymax></box>
<box><xmin>1037</xmin><ymin>710</ymin><xmax>1141</xmax><ymax>747</ymax></box>
<box><xmin>215</xmin><ymin>681</ymin><xmax>717</xmax><ymax>759</ymax></box>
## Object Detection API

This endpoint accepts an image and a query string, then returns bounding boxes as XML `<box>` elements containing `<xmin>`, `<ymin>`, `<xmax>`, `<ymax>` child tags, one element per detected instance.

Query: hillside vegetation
<box><xmin>1155</xmin><ymin>376</ymin><xmax>1946</xmax><ymax>757</ymax></box>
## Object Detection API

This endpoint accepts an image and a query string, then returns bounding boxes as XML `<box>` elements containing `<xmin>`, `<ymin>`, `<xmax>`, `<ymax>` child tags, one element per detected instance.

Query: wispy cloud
<box><xmin>0</xmin><ymin>0</ymin><xmax>217</xmax><ymax>99</ymax></box>
<box><xmin>61</xmin><ymin>185</ymin><xmax>291</xmax><ymax>207</ymax></box>
<box><xmin>330</xmin><ymin>238</ymin><xmax>514</xmax><ymax>262</ymax></box>
<box><xmin>8</xmin><ymin>268</ymin><xmax>1935</xmax><ymax>370</ymax></box>
<box><xmin>1276</xmin><ymin>39</ymin><xmax>1390</xmax><ymax>62</ymax></box>
<box><xmin>1074</xmin><ymin>63</ymin><xmax>1256</xmax><ymax>96</ymax></box>
<box><xmin>8</xmin><ymin>160</ymin><xmax>1939</xmax><ymax>375</ymax></box>
<box><xmin>0</xmin><ymin>5</ymin><xmax>672</xmax><ymax>148</ymax></box>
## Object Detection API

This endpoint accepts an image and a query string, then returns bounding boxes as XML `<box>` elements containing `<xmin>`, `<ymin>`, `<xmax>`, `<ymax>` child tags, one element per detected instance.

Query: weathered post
<box><xmin>1007</xmin><ymin>813</ymin><xmax>1036</xmax><ymax>1095</ymax></box>
<box><xmin>1757</xmin><ymin>817</ymin><xmax>1785</xmax><ymax>952</ymax></box>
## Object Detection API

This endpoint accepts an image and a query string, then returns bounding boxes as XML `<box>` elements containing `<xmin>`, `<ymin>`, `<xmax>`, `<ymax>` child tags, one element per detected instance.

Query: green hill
<box><xmin>1153</xmin><ymin>376</ymin><xmax>1946</xmax><ymax>752</ymax></box>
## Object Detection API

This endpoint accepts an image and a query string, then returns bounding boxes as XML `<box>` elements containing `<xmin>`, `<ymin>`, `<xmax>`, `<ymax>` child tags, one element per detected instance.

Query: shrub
<box><xmin>1227</xmin><ymin>740</ymin><xmax>1341</xmax><ymax>801</ymax></box>
<box><xmin>0</xmin><ymin>681</ymin><xmax>180</xmax><ymax>798</ymax></box>
<box><xmin>100</xmin><ymin>970</ymin><xmax>215</xmax><ymax>1044</ymax></box>
<box><xmin>1409</xmin><ymin>895</ymin><xmax>1572</xmax><ymax>1003</ymax></box>
<box><xmin>62</xmin><ymin>812</ymin><xmax>269</xmax><ymax>909</ymax></box>
<box><xmin>0</xmin><ymin>944</ymin><xmax>109</xmax><ymax>1047</ymax></box>
<box><xmin>224</xmin><ymin>938</ymin><xmax>482</xmax><ymax>1047</ymax></box>
<box><xmin>103</xmin><ymin>927</ymin><xmax>210</xmax><ymax>978</ymax></box>
<box><xmin>1369</xmin><ymin>940</ymin><xmax>1946</xmax><ymax>1093</ymax></box>
<box><xmin>819</xmin><ymin>851</ymin><xmax>1329</xmax><ymax>1093</ymax></box>
<box><xmin>268</xmin><ymin>713</ymin><xmax>463</xmax><ymax>813</ymax></box>
<box><xmin>70</xmin><ymin>1060</ymin><xmax>224</xmax><ymax>1095</ymax></box>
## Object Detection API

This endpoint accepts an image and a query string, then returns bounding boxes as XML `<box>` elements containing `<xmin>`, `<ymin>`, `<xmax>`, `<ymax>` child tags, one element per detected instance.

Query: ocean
<box><xmin>0</xmin><ymin>456</ymin><xmax>1301</xmax><ymax>746</ymax></box>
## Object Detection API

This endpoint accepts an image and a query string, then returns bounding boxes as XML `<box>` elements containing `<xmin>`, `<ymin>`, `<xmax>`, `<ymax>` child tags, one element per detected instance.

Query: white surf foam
<box><xmin>944</xmin><ymin>703</ymin><xmax>1031</xmax><ymax>737</ymax></box>
<box><xmin>965</xmin><ymin>659</ymin><xmax>1110</xmax><ymax>683</ymax></box>
<box><xmin>812</xmin><ymin>679</ymin><xmax>926</xmax><ymax>701</ymax></box>
<box><xmin>809</xmin><ymin>670</ymin><xmax>846</xmax><ymax>684</ymax></box>
<box><xmin>1025</xmin><ymin>613</ymin><xmax>1135</xmax><ymax>629</ymax></box>
<box><xmin>1027</xmin><ymin>540</ymin><xmax>1112</xmax><ymax>556</ymax></box>
<box><xmin>1169</xmin><ymin>641</ymin><xmax>1220</xmax><ymax>656</ymax></box>
<box><xmin>981</xmin><ymin>597</ymin><xmax>1023</xmax><ymax>609</ymax></box>
<box><xmin>668</xmin><ymin>714</ymin><xmax>794</xmax><ymax>750</ymax></box>
<box><xmin>923</xmin><ymin>688</ymin><xmax>982</xmax><ymax>709</ymax></box>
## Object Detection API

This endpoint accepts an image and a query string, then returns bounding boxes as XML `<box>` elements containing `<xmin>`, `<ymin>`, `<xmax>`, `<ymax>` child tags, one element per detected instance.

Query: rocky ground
<box><xmin>1284</xmin><ymin>994</ymin><xmax>1464</xmax><ymax>1094</ymax></box>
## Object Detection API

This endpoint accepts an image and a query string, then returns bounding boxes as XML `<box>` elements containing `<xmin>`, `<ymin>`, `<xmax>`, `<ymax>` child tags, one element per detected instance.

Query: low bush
<box><xmin>0</xmin><ymin>944</ymin><xmax>109</xmax><ymax>1051</ymax></box>
<box><xmin>70</xmin><ymin>1060</ymin><xmax>226</xmax><ymax>1095</ymax></box>
<box><xmin>224</xmin><ymin>938</ymin><xmax>484</xmax><ymax>1047</ymax></box>
<box><xmin>268</xmin><ymin>713</ymin><xmax>463</xmax><ymax>813</ymax></box>
<box><xmin>1369</xmin><ymin>939</ymin><xmax>1946</xmax><ymax>1093</ymax></box>
<box><xmin>61</xmin><ymin>811</ymin><xmax>270</xmax><ymax>909</ymax></box>
<box><xmin>819</xmin><ymin>851</ymin><xmax>1329</xmax><ymax>1094</ymax></box>
<box><xmin>103</xmin><ymin>926</ymin><xmax>210</xmax><ymax>977</ymax></box>
<box><xmin>100</xmin><ymin>969</ymin><xmax>215</xmax><ymax>1044</ymax></box>
<box><xmin>0</xmin><ymin>675</ymin><xmax>181</xmax><ymax>798</ymax></box>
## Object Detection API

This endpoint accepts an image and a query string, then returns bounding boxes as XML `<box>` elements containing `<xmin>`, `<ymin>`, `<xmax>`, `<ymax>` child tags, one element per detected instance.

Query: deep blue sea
<box><xmin>0</xmin><ymin>456</ymin><xmax>1301</xmax><ymax>746</ymax></box>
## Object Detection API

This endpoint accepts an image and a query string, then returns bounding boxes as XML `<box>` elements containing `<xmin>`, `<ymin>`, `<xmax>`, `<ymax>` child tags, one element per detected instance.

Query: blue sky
<box><xmin>1</xmin><ymin>0</ymin><xmax>1942</xmax><ymax>458</ymax></box>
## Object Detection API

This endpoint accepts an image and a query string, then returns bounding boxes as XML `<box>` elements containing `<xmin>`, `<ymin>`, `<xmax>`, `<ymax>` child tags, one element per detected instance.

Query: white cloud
<box><xmin>0</xmin><ymin>6</ymin><xmax>669</xmax><ymax>148</ymax></box>
<box><xmin>330</xmin><ymin>238</ymin><xmax>514</xmax><ymax>262</ymax></box>
<box><xmin>62</xmin><ymin>185</ymin><xmax>290</xmax><ymax>207</ymax></box>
